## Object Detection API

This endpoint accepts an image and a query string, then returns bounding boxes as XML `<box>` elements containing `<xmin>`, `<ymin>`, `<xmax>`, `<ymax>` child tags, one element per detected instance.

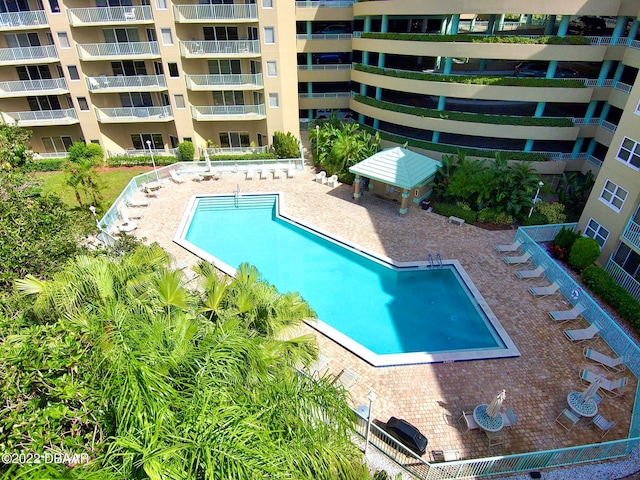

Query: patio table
<box><xmin>567</xmin><ymin>391</ymin><xmax>598</xmax><ymax>417</ymax></box>
<box><xmin>473</xmin><ymin>404</ymin><xmax>504</xmax><ymax>432</ymax></box>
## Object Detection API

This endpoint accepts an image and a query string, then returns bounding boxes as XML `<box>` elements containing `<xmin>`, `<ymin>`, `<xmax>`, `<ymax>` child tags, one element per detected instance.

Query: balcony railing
<box><xmin>94</xmin><ymin>105</ymin><xmax>173</xmax><ymax>123</ymax></box>
<box><xmin>296</xmin><ymin>33</ymin><xmax>353</xmax><ymax>40</ymax></box>
<box><xmin>299</xmin><ymin>92</ymin><xmax>350</xmax><ymax>98</ymax></box>
<box><xmin>0</xmin><ymin>77</ymin><xmax>67</xmax><ymax>96</ymax></box>
<box><xmin>34</xmin><ymin>152</ymin><xmax>69</xmax><ymax>159</ymax></box>
<box><xmin>298</xmin><ymin>64</ymin><xmax>351</xmax><ymax>70</ymax></box>
<box><xmin>179</xmin><ymin>40</ymin><xmax>260</xmax><ymax>57</ymax></box>
<box><xmin>295</xmin><ymin>0</ymin><xmax>355</xmax><ymax>6</ymax></box>
<box><xmin>191</xmin><ymin>104</ymin><xmax>266</xmax><ymax>121</ymax></box>
<box><xmin>0</xmin><ymin>45</ymin><xmax>58</xmax><ymax>64</ymax></box>
<box><xmin>604</xmin><ymin>258</ymin><xmax>640</xmax><ymax>303</ymax></box>
<box><xmin>87</xmin><ymin>74</ymin><xmax>166</xmax><ymax>92</ymax></box>
<box><xmin>108</xmin><ymin>147</ymin><xmax>178</xmax><ymax>158</ymax></box>
<box><xmin>201</xmin><ymin>146</ymin><xmax>270</xmax><ymax>157</ymax></box>
<box><xmin>185</xmin><ymin>73</ymin><xmax>263</xmax><ymax>90</ymax></box>
<box><xmin>67</xmin><ymin>6</ymin><xmax>153</xmax><ymax>26</ymax></box>
<box><xmin>0</xmin><ymin>10</ymin><xmax>47</xmax><ymax>29</ymax></box>
<box><xmin>0</xmin><ymin>108</ymin><xmax>78</xmax><ymax>126</ymax></box>
<box><xmin>173</xmin><ymin>4</ymin><xmax>257</xmax><ymax>22</ymax></box>
<box><xmin>77</xmin><ymin>41</ymin><xmax>159</xmax><ymax>60</ymax></box>
<box><xmin>622</xmin><ymin>219</ymin><xmax>640</xmax><ymax>252</ymax></box>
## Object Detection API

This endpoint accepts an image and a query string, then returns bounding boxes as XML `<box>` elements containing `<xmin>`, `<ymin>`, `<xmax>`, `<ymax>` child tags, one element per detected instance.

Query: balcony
<box><xmin>202</xmin><ymin>146</ymin><xmax>270</xmax><ymax>156</ymax></box>
<box><xmin>179</xmin><ymin>40</ymin><xmax>260</xmax><ymax>58</ymax></box>
<box><xmin>87</xmin><ymin>74</ymin><xmax>167</xmax><ymax>93</ymax></box>
<box><xmin>67</xmin><ymin>6</ymin><xmax>153</xmax><ymax>26</ymax></box>
<box><xmin>296</xmin><ymin>0</ymin><xmax>355</xmax><ymax>6</ymax></box>
<box><xmin>94</xmin><ymin>105</ymin><xmax>173</xmax><ymax>123</ymax></box>
<box><xmin>173</xmin><ymin>4</ymin><xmax>257</xmax><ymax>23</ymax></box>
<box><xmin>0</xmin><ymin>10</ymin><xmax>48</xmax><ymax>30</ymax></box>
<box><xmin>622</xmin><ymin>219</ymin><xmax>640</xmax><ymax>252</ymax></box>
<box><xmin>185</xmin><ymin>73</ymin><xmax>263</xmax><ymax>91</ymax></box>
<box><xmin>190</xmin><ymin>104</ymin><xmax>266</xmax><ymax>121</ymax></box>
<box><xmin>605</xmin><ymin>258</ymin><xmax>640</xmax><ymax>303</ymax></box>
<box><xmin>77</xmin><ymin>41</ymin><xmax>160</xmax><ymax>61</ymax></box>
<box><xmin>0</xmin><ymin>45</ymin><xmax>58</xmax><ymax>65</ymax></box>
<box><xmin>0</xmin><ymin>108</ymin><xmax>78</xmax><ymax>126</ymax></box>
<box><xmin>0</xmin><ymin>78</ymin><xmax>68</xmax><ymax>97</ymax></box>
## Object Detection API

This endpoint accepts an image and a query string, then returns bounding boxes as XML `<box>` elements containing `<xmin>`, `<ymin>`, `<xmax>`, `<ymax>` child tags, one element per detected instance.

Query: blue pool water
<box><xmin>179</xmin><ymin>195</ymin><xmax>516</xmax><ymax>365</ymax></box>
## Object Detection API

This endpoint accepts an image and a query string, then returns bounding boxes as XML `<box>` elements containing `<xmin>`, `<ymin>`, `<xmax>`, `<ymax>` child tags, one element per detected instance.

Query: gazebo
<box><xmin>349</xmin><ymin>147</ymin><xmax>442</xmax><ymax>216</ymax></box>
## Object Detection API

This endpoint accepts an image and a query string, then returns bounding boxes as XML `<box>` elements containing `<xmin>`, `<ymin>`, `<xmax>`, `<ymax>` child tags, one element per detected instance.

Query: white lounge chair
<box><xmin>503</xmin><ymin>252</ymin><xmax>531</xmax><ymax>265</ymax></box>
<box><xmin>327</xmin><ymin>174</ymin><xmax>339</xmax><ymax>187</ymax></box>
<box><xmin>273</xmin><ymin>169</ymin><xmax>282</xmax><ymax>179</ymax></box>
<box><xmin>286</xmin><ymin>166</ymin><xmax>295</xmax><ymax>178</ymax></box>
<box><xmin>549</xmin><ymin>303</ymin><xmax>585</xmax><ymax>323</ymax></box>
<box><xmin>496</xmin><ymin>240</ymin><xmax>522</xmax><ymax>253</ymax></box>
<box><xmin>316</xmin><ymin>170</ymin><xmax>327</xmax><ymax>184</ymax></box>
<box><xmin>516</xmin><ymin>265</ymin><xmax>546</xmax><ymax>280</ymax></box>
<box><xmin>333</xmin><ymin>368</ymin><xmax>358</xmax><ymax>390</ymax></box>
<box><xmin>260</xmin><ymin>169</ymin><xmax>269</xmax><ymax>180</ymax></box>
<box><xmin>170</xmin><ymin>170</ymin><xmax>186</xmax><ymax>184</ymax></box>
<box><xmin>529</xmin><ymin>281</ymin><xmax>561</xmax><ymax>297</ymax></box>
<box><xmin>583</xmin><ymin>348</ymin><xmax>626</xmax><ymax>372</ymax></box>
<box><xmin>246</xmin><ymin>169</ymin><xmax>254</xmax><ymax>180</ymax></box>
<box><xmin>127</xmin><ymin>198</ymin><xmax>150</xmax><ymax>208</ymax></box>
<box><xmin>564</xmin><ymin>322</ymin><xmax>602</xmax><ymax>343</ymax></box>
<box><xmin>591</xmin><ymin>414</ymin><xmax>616</xmax><ymax>439</ymax></box>
<box><xmin>580</xmin><ymin>368</ymin><xmax>628</xmax><ymax>397</ymax></box>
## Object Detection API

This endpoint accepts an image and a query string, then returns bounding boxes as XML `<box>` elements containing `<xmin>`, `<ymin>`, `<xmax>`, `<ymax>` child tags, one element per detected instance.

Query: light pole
<box><xmin>363</xmin><ymin>389</ymin><xmax>376</xmax><ymax>456</ymax></box>
<box><xmin>89</xmin><ymin>205</ymin><xmax>100</xmax><ymax>229</ymax></box>
<box><xmin>146</xmin><ymin>140</ymin><xmax>160</xmax><ymax>182</ymax></box>
<box><xmin>528</xmin><ymin>181</ymin><xmax>544</xmax><ymax>218</ymax></box>
<box><xmin>315</xmin><ymin>124</ymin><xmax>320</xmax><ymax>160</ymax></box>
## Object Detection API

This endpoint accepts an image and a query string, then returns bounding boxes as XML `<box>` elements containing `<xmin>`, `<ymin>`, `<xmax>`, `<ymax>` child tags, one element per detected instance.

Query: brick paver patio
<box><xmin>129</xmin><ymin>158</ymin><xmax>635</xmax><ymax>463</ymax></box>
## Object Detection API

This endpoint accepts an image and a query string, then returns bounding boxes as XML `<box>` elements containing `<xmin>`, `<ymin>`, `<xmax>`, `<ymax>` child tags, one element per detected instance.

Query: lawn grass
<box><xmin>35</xmin><ymin>167</ymin><xmax>151</xmax><ymax>209</ymax></box>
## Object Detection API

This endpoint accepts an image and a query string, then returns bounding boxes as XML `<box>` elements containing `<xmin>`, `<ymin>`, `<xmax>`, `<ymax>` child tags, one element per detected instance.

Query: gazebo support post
<box><xmin>399</xmin><ymin>190</ymin><xmax>409</xmax><ymax>216</ymax></box>
<box><xmin>353</xmin><ymin>174</ymin><xmax>362</xmax><ymax>200</ymax></box>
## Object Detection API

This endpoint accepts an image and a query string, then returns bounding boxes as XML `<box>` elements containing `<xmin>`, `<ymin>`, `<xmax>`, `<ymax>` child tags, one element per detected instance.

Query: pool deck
<box><xmin>129</xmin><ymin>158</ymin><xmax>636</xmax><ymax>464</ymax></box>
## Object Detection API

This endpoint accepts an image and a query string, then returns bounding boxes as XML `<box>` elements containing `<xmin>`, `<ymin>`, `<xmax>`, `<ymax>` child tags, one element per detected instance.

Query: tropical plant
<box><xmin>272</xmin><ymin>131</ymin><xmax>300</xmax><ymax>159</ymax></box>
<box><xmin>429</xmin><ymin>153</ymin><xmax>456</xmax><ymax>202</ymax></box>
<box><xmin>63</xmin><ymin>142</ymin><xmax>104</xmax><ymax>207</ymax></box>
<box><xmin>569</xmin><ymin>236</ymin><xmax>601</xmax><ymax>271</ymax></box>
<box><xmin>177</xmin><ymin>140</ymin><xmax>195</xmax><ymax>161</ymax></box>
<box><xmin>556</xmin><ymin>171</ymin><xmax>595</xmax><ymax>217</ymax></box>
<box><xmin>534</xmin><ymin>201</ymin><xmax>567</xmax><ymax>224</ymax></box>
<box><xmin>0</xmin><ymin>123</ymin><xmax>33</xmax><ymax>170</ymax></box>
<box><xmin>11</xmin><ymin>246</ymin><xmax>367</xmax><ymax>478</ymax></box>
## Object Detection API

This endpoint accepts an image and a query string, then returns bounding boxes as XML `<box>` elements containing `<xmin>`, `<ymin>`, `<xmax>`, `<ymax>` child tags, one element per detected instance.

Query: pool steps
<box><xmin>196</xmin><ymin>195</ymin><xmax>276</xmax><ymax>211</ymax></box>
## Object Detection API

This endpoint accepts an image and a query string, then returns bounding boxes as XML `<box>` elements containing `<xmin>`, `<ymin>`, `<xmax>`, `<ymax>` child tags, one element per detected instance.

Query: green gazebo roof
<box><xmin>349</xmin><ymin>147</ymin><xmax>442</xmax><ymax>189</ymax></box>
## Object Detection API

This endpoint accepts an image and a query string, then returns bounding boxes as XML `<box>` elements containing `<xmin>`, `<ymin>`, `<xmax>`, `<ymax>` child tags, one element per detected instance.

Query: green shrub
<box><xmin>361</xmin><ymin>32</ymin><xmax>590</xmax><ymax>45</ymax></box>
<box><xmin>519</xmin><ymin>211</ymin><xmax>548</xmax><ymax>226</ymax></box>
<box><xmin>177</xmin><ymin>141</ymin><xmax>195</xmax><ymax>161</ymax></box>
<box><xmin>432</xmin><ymin>203</ymin><xmax>478</xmax><ymax>224</ymax></box>
<box><xmin>68</xmin><ymin>141</ymin><xmax>104</xmax><ymax>165</ymax></box>
<box><xmin>273</xmin><ymin>131</ymin><xmax>300</xmax><ymax>159</ymax></box>
<box><xmin>582</xmin><ymin>266</ymin><xmax>640</xmax><ymax>329</ymax></box>
<box><xmin>477</xmin><ymin>208</ymin><xmax>514</xmax><ymax>226</ymax></box>
<box><xmin>569</xmin><ymin>237</ymin><xmax>601</xmax><ymax>271</ymax></box>
<box><xmin>353</xmin><ymin>63</ymin><xmax>585</xmax><ymax>88</ymax></box>
<box><xmin>534</xmin><ymin>201</ymin><xmax>567</xmax><ymax>224</ymax></box>
<box><xmin>337</xmin><ymin>171</ymin><xmax>355</xmax><ymax>185</ymax></box>
<box><xmin>106</xmin><ymin>155</ymin><xmax>177</xmax><ymax>167</ymax></box>
<box><xmin>22</xmin><ymin>157</ymin><xmax>65</xmax><ymax>172</ymax></box>
<box><xmin>353</xmin><ymin>95</ymin><xmax>574</xmax><ymax>127</ymax></box>
<box><xmin>554</xmin><ymin>226</ymin><xmax>580</xmax><ymax>250</ymax></box>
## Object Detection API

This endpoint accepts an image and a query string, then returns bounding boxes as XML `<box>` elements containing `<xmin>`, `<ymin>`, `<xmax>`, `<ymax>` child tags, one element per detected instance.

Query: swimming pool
<box><xmin>175</xmin><ymin>194</ymin><xmax>519</xmax><ymax>366</ymax></box>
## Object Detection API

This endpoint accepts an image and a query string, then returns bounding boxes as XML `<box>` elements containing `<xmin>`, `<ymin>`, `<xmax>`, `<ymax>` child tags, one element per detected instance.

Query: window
<box><xmin>27</xmin><ymin>95</ymin><xmax>60</xmax><ymax>111</ymax></box>
<box><xmin>41</xmin><ymin>135</ymin><xmax>73</xmax><ymax>153</ymax></box>
<box><xmin>617</xmin><ymin>137</ymin><xmax>640</xmax><ymax>169</ymax></box>
<box><xmin>599</xmin><ymin>180</ymin><xmax>628</xmax><ymax>212</ymax></box>
<box><xmin>174</xmin><ymin>94</ymin><xmax>185</xmax><ymax>109</ymax></box>
<box><xmin>268</xmin><ymin>92</ymin><xmax>279</xmax><ymax>108</ymax></box>
<box><xmin>131</xmin><ymin>133</ymin><xmax>163</xmax><ymax>150</ymax></box>
<box><xmin>77</xmin><ymin>97</ymin><xmax>89</xmax><ymax>111</ymax></box>
<box><xmin>219</xmin><ymin>131</ymin><xmax>250</xmax><ymax>148</ymax></box>
<box><xmin>67</xmin><ymin>65</ymin><xmax>80</xmax><ymax>81</ymax></box>
<box><xmin>168</xmin><ymin>62</ymin><xmax>179</xmax><ymax>77</ymax></box>
<box><xmin>17</xmin><ymin>65</ymin><xmax>51</xmax><ymax>80</ymax></box>
<box><xmin>57</xmin><ymin>32</ymin><xmax>70</xmax><ymax>49</ymax></box>
<box><xmin>208</xmin><ymin>59</ymin><xmax>241</xmax><ymax>75</ymax></box>
<box><xmin>584</xmin><ymin>219</ymin><xmax>609</xmax><ymax>248</ymax></box>
<box><xmin>103</xmin><ymin>28</ymin><xmax>139</xmax><ymax>43</ymax></box>
<box><xmin>155</xmin><ymin>0</ymin><xmax>167</xmax><ymax>9</ymax></box>
<box><xmin>262</xmin><ymin>0</ymin><xmax>273</xmax><ymax>7</ymax></box>
<box><xmin>112</xmin><ymin>60</ymin><xmax>147</xmax><ymax>76</ymax></box>
<box><xmin>263</xmin><ymin>27</ymin><xmax>275</xmax><ymax>44</ymax></box>
<box><xmin>203</xmin><ymin>26</ymin><xmax>238</xmax><ymax>41</ymax></box>
<box><xmin>119</xmin><ymin>92</ymin><xmax>153</xmax><ymax>107</ymax></box>
<box><xmin>160</xmin><ymin>28</ymin><xmax>173</xmax><ymax>46</ymax></box>
<box><xmin>266</xmin><ymin>61</ymin><xmax>277</xmax><ymax>77</ymax></box>
<box><xmin>48</xmin><ymin>0</ymin><xmax>60</xmax><ymax>13</ymax></box>
<box><xmin>6</xmin><ymin>32</ymin><xmax>40</xmax><ymax>47</ymax></box>
<box><xmin>213</xmin><ymin>91</ymin><xmax>244</xmax><ymax>106</ymax></box>
<box><xmin>90</xmin><ymin>139</ymin><xmax>100</xmax><ymax>145</ymax></box>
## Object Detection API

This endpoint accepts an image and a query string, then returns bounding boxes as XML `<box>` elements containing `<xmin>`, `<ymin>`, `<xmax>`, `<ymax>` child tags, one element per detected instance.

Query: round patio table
<box><xmin>567</xmin><ymin>391</ymin><xmax>598</xmax><ymax>417</ymax></box>
<box><xmin>473</xmin><ymin>404</ymin><xmax>504</xmax><ymax>432</ymax></box>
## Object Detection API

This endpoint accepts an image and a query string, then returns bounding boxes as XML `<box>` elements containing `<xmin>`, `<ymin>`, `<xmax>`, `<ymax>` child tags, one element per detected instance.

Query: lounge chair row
<box><xmin>247</xmin><ymin>166</ymin><xmax>295</xmax><ymax>180</ymax></box>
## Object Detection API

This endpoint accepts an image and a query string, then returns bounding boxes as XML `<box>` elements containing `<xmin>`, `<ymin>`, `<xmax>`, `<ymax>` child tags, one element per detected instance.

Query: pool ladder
<box><xmin>428</xmin><ymin>253</ymin><xmax>443</xmax><ymax>268</ymax></box>
<box><xmin>233</xmin><ymin>184</ymin><xmax>240</xmax><ymax>207</ymax></box>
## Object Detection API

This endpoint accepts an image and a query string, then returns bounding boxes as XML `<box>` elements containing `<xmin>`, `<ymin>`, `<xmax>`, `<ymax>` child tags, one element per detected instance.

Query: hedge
<box><xmin>22</xmin><ymin>157</ymin><xmax>66</xmax><ymax>172</ymax></box>
<box><xmin>358</xmin><ymin>125</ymin><xmax>551</xmax><ymax>161</ymax></box>
<box><xmin>361</xmin><ymin>32</ymin><xmax>591</xmax><ymax>45</ymax></box>
<box><xmin>432</xmin><ymin>203</ymin><xmax>478</xmax><ymax>224</ymax></box>
<box><xmin>353</xmin><ymin>64</ymin><xmax>585</xmax><ymax>88</ymax></box>
<box><xmin>106</xmin><ymin>156</ymin><xmax>178</xmax><ymax>167</ymax></box>
<box><xmin>353</xmin><ymin>95</ymin><xmax>575</xmax><ymax>127</ymax></box>
<box><xmin>582</xmin><ymin>266</ymin><xmax>640</xmax><ymax>329</ymax></box>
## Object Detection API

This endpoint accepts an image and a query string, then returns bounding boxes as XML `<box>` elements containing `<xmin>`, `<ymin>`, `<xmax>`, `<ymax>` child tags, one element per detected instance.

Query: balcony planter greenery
<box><xmin>353</xmin><ymin>95</ymin><xmax>575</xmax><ymax>127</ymax></box>
<box><xmin>361</xmin><ymin>32</ymin><xmax>591</xmax><ymax>45</ymax></box>
<box><xmin>353</xmin><ymin>64</ymin><xmax>585</xmax><ymax>88</ymax></box>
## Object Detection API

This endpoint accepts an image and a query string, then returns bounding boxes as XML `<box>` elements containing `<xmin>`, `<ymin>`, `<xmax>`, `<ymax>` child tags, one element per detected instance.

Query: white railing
<box><xmin>86</xmin><ymin>74</ymin><xmax>166</xmax><ymax>91</ymax></box>
<box><xmin>179</xmin><ymin>40</ymin><xmax>260</xmax><ymax>57</ymax></box>
<box><xmin>33</xmin><ymin>152</ymin><xmax>69</xmax><ymax>159</ymax></box>
<box><xmin>295</xmin><ymin>0</ymin><xmax>355</xmax><ymax>7</ymax></box>
<box><xmin>584</xmin><ymin>79</ymin><xmax>632</xmax><ymax>92</ymax></box>
<box><xmin>0</xmin><ymin>10</ymin><xmax>47</xmax><ymax>28</ymax></box>
<box><xmin>600</xmin><ymin>120</ymin><xmax>617</xmax><ymax>132</ymax></box>
<box><xmin>202</xmin><ymin>146</ymin><xmax>270</xmax><ymax>156</ymax></box>
<box><xmin>108</xmin><ymin>147</ymin><xmax>178</xmax><ymax>158</ymax></box>
<box><xmin>94</xmin><ymin>105</ymin><xmax>173</xmax><ymax>122</ymax></box>
<box><xmin>1</xmin><ymin>108</ymin><xmax>77</xmax><ymax>125</ymax></box>
<box><xmin>67</xmin><ymin>6</ymin><xmax>153</xmax><ymax>25</ymax></box>
<box><xmin>298</xmin><ymin>64</ymin><xmax>351</xmax><ymax>70</ymax></box>
<box><xmin>0</xmin><ymin>77</ymin><xmax>67</xmax><ymax>94</ymax></box>
<box><xmin>185</xmin><ymin>73</ymin><xmax>262</xmax><ymax>89</ymax></box>
<box><xmin>0</xmin><ymin>45</ymin><xmax>57</xmax><ymax>63</ymax></box>
<box><xmin>190</xmin><ymin>104</ymin><xmax>266</xmax><ymax>120</ymax></box>
<box><xmin>76</xmin><ymin>41</ymin><xmax>159</xmax><ymax>60</ymax></box>
<box><xmin>173</xmin><ymin>4</ymin><xmax>257</xmax><ymax>22</ymax></box>
<box><xmin>296</xmin><ymin>33</ymin><xmax>352</xmax><ymax>40</ymax></box>
<box><xmin>570</xmin><ymin>117</ymin><xmax>617</xmax><ymax>132</ymax></box>
<box><xmin>298</xmin><ymin>91</ymin><xmax>351</xmax><ymax>98</ymax></box>
<box><xmin>621</xmin><ymin>220</ymin><xmax>640</xmax><ymax>252</ymax></box>
<box><xmin>605</xmin><ymin>259</ymin><xmax>640</xmax><ymax>303</ymax></box>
